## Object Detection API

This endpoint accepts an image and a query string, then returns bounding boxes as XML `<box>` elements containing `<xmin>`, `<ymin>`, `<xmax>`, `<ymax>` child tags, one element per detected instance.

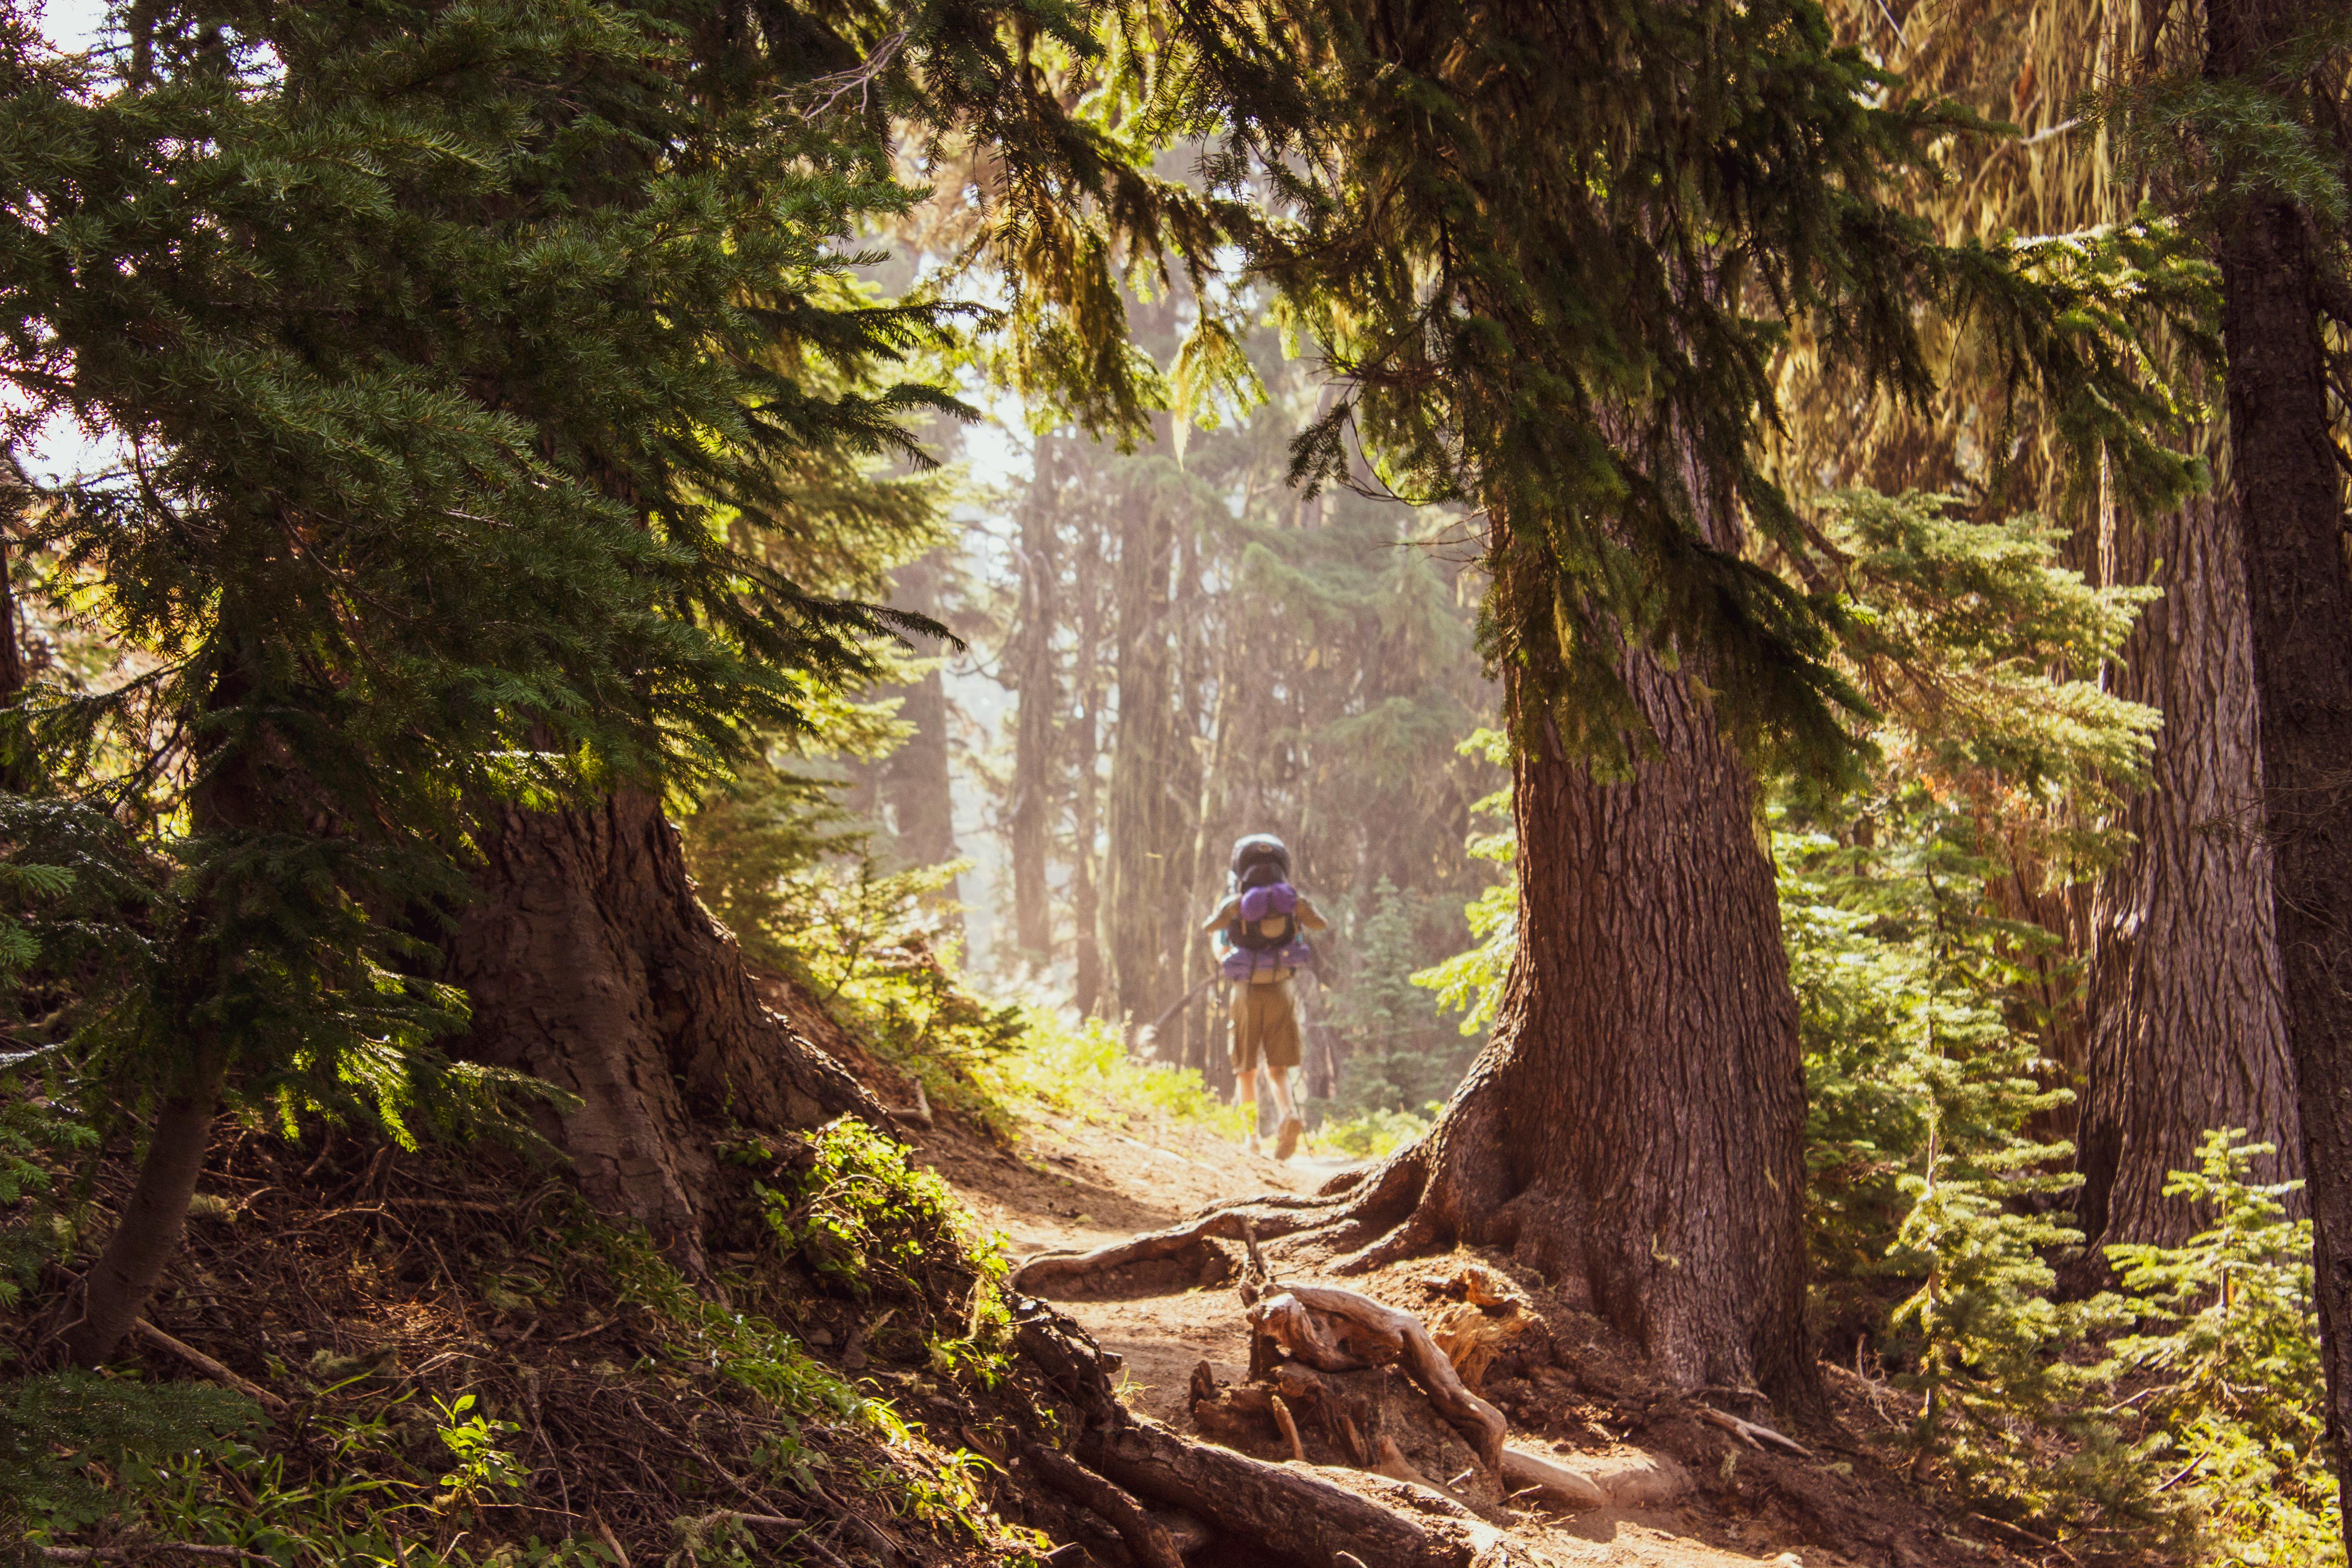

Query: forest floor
<box><xmin>895</xmin><ymin>1075</ymin><xmax>2049</xmax><ymax>1568</ymax></box>
<box><xmin>7</xmin><ymin>971</ymin><xmax>2082</xmax><ymax>1568</ymax></box>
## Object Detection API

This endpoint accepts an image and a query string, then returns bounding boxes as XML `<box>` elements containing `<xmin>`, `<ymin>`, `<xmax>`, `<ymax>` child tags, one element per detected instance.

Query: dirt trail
<box><xmin>904</xmin><ymin>1101</ymin><xmax>1950</xmax><ymax>1568</ymax></box>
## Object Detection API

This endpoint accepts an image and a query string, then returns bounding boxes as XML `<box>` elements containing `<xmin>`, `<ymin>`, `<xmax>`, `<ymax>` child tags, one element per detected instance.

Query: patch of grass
<box><xmin>1307</xmin><ymin>1103</ymin><xmax>1433</xmax><ymax>1159</ymax></box>
<box><xmin>977</xmin><ymin>1009</ymin><xmax>1248</xmax><ymax>1140</ymax></box>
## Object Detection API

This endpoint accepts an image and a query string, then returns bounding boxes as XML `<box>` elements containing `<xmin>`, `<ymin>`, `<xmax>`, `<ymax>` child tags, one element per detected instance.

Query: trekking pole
<box><xmin>1143</xmin><ymin>972</ymin><xmax>1220</xmax><ymax>1043</ymax></box>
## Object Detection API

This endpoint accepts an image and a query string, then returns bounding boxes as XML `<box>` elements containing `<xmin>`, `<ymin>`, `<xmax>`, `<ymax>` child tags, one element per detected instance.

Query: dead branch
<box><xmin>1253</xmin><ymin>1284</ymin><xmax>1506</xmax><ymax>1473</ymax></box>
<box><xmin>1693</xmin><ymin>1405</ymin><xmax>1812</xmax><ymax>1457</ymax></box>
<box><xmin>131</xmin><ymin>1320</ymin><xmax>288</xmax><ymax>1415</ymax></box>
<box><xmin>1496</xmin><ymin>1447</ymin><xmax>1604</xmax><ymax>1511</ymax></box>
<box><xmin>1269</xmin><ymin>1393</ymin><xmax>1307</xmax><ymax>1462</ymax></box>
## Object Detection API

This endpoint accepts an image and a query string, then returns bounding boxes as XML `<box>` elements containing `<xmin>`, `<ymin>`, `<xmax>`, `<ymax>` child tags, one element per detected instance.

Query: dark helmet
<box><xmin>1229</xmin><ymin>833</ymin><xmax>1290</xmax><ymax>891</ymax></box>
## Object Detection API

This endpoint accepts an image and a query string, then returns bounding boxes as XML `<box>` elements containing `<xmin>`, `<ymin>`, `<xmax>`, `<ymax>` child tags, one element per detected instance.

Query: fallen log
<box><xmin>1250</xmin><ymin>1284</ymin><xmax>1505</xmax><ymax>1472</ymax></box>
<box><xmin>1089</xmin><ymin>1416</ymin><xmax>1522</xmax><ymax>1568</ymax></box>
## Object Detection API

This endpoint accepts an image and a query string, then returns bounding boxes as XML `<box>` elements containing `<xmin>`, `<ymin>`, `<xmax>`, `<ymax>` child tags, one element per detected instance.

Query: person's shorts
<box><xmin>1230</xmin><ymin>980</ymin><xmax>1301</xmax><ymax>1073</ymax></box>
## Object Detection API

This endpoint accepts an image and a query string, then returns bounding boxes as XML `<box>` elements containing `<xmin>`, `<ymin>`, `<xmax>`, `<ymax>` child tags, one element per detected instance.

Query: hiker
<box><xmin>1204</xmin><ymin>833</ymin><xmax>1327</xmax><ymax>1160</ymax></box>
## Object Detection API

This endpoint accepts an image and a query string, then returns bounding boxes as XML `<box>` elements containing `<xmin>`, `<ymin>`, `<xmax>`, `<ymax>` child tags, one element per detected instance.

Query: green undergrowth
<box><xmin>744</xmin><ymin>1119</ymin><xmax>1017</xmax><ymax>1387</ymax></box>
<box><xmin>2</xmin><ymin>1121</ymin><xmax>1049</xmax><ymax>1568</ymax></box>
<box><xmin>1308</xmin><ymin>1102</ymin><xmax>1433</xmax><ymax>1159</ymax></box>
<box><xmin>975</xmin><ymin>1008</ymin><xmax>1248</xmax><ymax>1142</ymax></box>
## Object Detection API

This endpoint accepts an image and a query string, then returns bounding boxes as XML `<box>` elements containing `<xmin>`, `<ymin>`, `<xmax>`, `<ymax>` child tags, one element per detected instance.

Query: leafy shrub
<box><xmin>761</xmin><ymin>1119</ymin><xmax>991</xmax><ymax>1304</ymax></box>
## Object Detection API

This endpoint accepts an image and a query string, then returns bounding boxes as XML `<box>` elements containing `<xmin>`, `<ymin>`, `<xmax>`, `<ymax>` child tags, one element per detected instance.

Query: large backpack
<box><xmin>1220</xmin><ymin>835</ymin><xmax>1314</xmax><ymax>981</ymax></box>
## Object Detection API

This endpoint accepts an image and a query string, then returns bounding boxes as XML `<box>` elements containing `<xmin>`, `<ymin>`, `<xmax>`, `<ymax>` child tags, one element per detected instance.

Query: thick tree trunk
<box><xmin>2078</xmin><ymin>476</ymin><xmax>2299</xmax><ymax>1251</ymax></box>
<box><xmin>449</xmin><ymin>793</ymin><xmax>881</xmax><ymax>1272</ymax></box>
<box><xmin>1008</xmin><ymin>436</ymin><xmax>1062</xmax><ymax>966</ymax></box>
<box><xmin>2206</xmin><ymin>0</ymin><xmax>2352</xmax><ymax>1530</ymax></box>
<box><xmin>1376</xmin><ymin>657</ymin><xmax>1813</xmax><ymax>1401</ymax></box>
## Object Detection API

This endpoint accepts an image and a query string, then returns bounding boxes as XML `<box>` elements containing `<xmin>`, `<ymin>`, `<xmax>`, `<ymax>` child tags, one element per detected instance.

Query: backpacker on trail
<box><xmin>1203</xmin><ymin>834</ymin><xmax>1327</xmax><ymax>1158</ymax></box>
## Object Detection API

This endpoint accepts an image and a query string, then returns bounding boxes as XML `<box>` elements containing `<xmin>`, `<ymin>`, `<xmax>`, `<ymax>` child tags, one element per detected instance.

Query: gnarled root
<box><xmin>1015</xmin><ymin>1294</ymin><xmax>1540</xmax><ymax>1568</ymax></box>
<box><xmin>1252</xmin><ymin>1284</ymin><xmax>1506</xmax><ymax>1473</ymax></box>
<box><xmin>1012</xmin><ymin>1146</ymin><xmax>1431</xmax><ymax>1298</ymax></box>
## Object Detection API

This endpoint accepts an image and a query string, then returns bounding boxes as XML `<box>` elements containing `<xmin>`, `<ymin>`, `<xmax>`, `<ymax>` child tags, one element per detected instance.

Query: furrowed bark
<box><xmin>1367</xmin><ymin>652</ymin><xmax>1813</xmax><ymax>1403</ymax></box>
<box><xmin>2207</xmin><ymin>0</ymin><xmax>2352</xmax><ymax>1536</ymax></box>
<box><xmin>2079</xmin><ymin>475</ymin><xmax>2299</xmax><ymax>1252</ymax></box>
<box><xmin>449</xmin><ymin>792</ymin><xmax>882</xmax><ymax>1272</ymax></box>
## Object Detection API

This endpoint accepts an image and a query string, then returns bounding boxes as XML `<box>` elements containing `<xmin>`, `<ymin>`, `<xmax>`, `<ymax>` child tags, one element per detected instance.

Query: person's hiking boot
<box><xmin>1275</xmin><ymin>1114</ymin><xmax>1304</xmax><ymax>1161</ymax></box>
<box><xmin>1245</xmin><ymin>1130</ymin><xmax>1264</xmax><ymax>1157</ymax></box>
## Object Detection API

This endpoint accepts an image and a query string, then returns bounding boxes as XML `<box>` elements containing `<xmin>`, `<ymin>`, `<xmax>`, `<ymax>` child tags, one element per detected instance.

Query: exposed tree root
<box><xmin>1250</xmin><ymin>1284</ymin><xmax>1506</xmax><ymax>1472</ymax></box>
<box><xmin>1012</xmin><ymin>1292</ymin><xmax>1541</xmax><ymax>1568</ymax></box>
<box><xmin>1010</xmin><ymin>1145</ymin><xmax>1432</xmax><ymax>1296</ymax></box>
<box><xmin>1092</xmin><ymin>1416</ymin><xmax>1525</xmax><ymax>1568</ymax></box>
<box><xmin>1024</xmin><ymin>1444</ymin><xmax>1185</xmax><ymax>1568</ymax></box>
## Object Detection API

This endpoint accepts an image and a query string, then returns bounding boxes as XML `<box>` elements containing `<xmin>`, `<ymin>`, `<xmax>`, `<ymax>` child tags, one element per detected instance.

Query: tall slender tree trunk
<box><xmin>56</xmin><ymin>674</ymin><xmax>257</xmax><ymax>1365</ymax></box>
<box><xmin>2206</xmin><ymin>0</ymin><xmax>2352</xmax><ymax>1531</ymax></box>
<box><xmin>1103</xmin><ymin>475</ymin><xmax>1188</xmax><ymax>1033</ymax></box>
<box><xmin>1008</xmin><ymin>436</ymin><xmax>1062</xmax><ymax>967</ymax></box>
<box><xmin>2078</xmin><ymin>472</ymin><xmax>2299</xmax><ymax>1251</ymax></box>
<box><xmin>1177</xmin><ymin>641</ymin><xmax>1235</xmax><ymax>1067</ymax></box>
<box><xmin>449</xmin><ymin>793</ymin><xmax>881</xmax><ymax>1273</ymax></box>
<box><xmin>878</xmin><ymin>554</ymin><xmax>963</xmax><ymax>870</ymax></box>
<box><xmin>1072</xmin><ymin>513</ymin><xmax>1108</xmax><ymax>1016</ymax></box>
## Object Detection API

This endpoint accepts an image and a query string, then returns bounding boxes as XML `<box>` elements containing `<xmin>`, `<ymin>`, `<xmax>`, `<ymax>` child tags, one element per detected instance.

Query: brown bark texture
<box><xmin>59</xmin><ymin>1045</ymin><xmax>228</xmax><ymax>1365</ymax></box>
<box><xmin>1398</xmin><ymin>658</ymin><xmax>1813</xmax><ymax>1401</ymax></box>
<box><xmin>2207</xmin><ymin>0</ymin><xmax>2352</xmax><ymax>1529</ymax></box>
<box><xmin>2078</xmin><ymin>477</ymin><xmax>2300</xmax><ymax>1250</ymax></box>
<box><xmin>448</xmin><ymin>792</ymin><xmax>882</xmax><ymax>1273</ymax></box>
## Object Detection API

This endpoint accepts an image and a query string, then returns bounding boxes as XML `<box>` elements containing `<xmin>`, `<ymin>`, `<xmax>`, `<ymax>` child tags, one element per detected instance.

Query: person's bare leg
<box><xmin>1236</xmin><ymin>1061</ymin><xmax>1263</xmax><ymax>1151</ymax></box>
<box><xmin>1269</xmin><ymin>1065</ymin><xmax>1302</xmax><ymax>1157</ymax></box>
<box><xmin>1267</xmin><ymin>1066</ymin><xmax>1298</xmax><ymax>1122</ymax></box>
